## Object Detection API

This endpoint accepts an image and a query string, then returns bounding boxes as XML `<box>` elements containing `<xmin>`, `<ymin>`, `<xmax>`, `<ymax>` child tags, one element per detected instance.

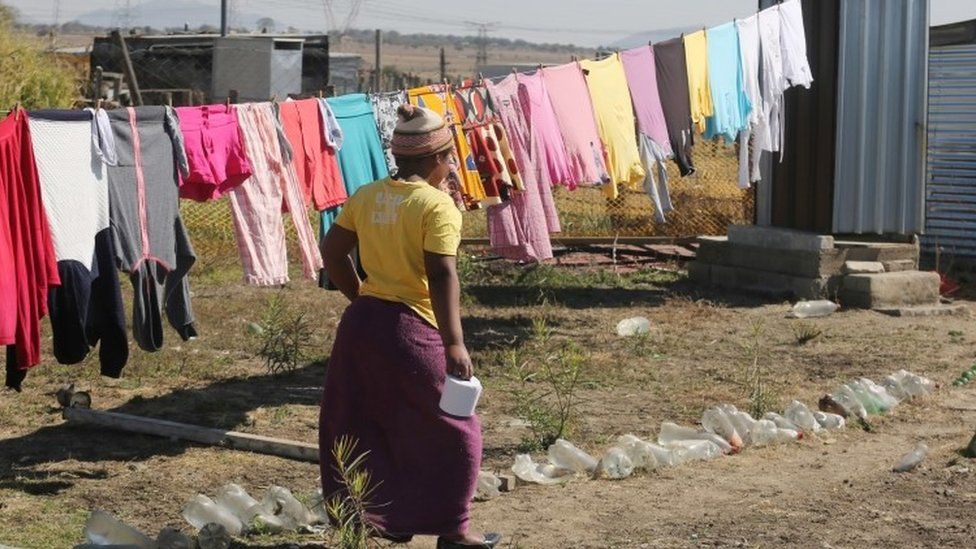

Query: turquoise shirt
<box><xmin>704</xmin><ymin>22</ymin><xmax>753</xmax><ymax>143</ymax></box>
<box><xmin>321</xmin><ymin>93</ymin><xmax>389</xmax><ymax>238</ymax></box>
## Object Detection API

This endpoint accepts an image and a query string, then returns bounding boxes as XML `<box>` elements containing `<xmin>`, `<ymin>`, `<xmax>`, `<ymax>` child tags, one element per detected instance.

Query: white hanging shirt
<box><xmin>779</xmin><ymin>0</ymin><xmax>814</xmax><ymax>89</ymax></box>
<box><xmin>758</xmin><ymin>5</ymin><xmax>789</xmax><ymax>154</ymax></box>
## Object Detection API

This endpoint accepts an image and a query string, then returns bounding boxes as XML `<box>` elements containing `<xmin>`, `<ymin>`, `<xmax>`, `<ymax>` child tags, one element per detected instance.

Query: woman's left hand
<box><xmin>445</xmin><ymin>343</ymin><xmax>474</xmax><ymax>380</ymax></box>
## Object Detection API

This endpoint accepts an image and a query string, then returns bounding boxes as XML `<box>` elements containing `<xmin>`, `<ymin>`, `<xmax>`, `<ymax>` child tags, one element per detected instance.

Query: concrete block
<box><xmin>695</xmin><ymin>238</ymin><xmax>730</xmax><ymax>266</ymax></box>
<box><xmin>840</xmin><ymin>271</ymin><xmax>940</xmax><ymax>309</ymax></box>
<box><xmin>697</xmin><ymin>240</ymin><xmax>845</xmax><ymax>278</ymax></box>
<box><xmin>844</xmin><ymin>261</ymin><xmax>885</xmax><ymax>274</ymax></box>
<box><xmin>883</xmin><ymin>259</ymin><xmax>916</xmax><ymax>272</ymax></box>
<box><xmin>875</xmin><ymin>304</ymin><xmax>970</xmax><ymax>318</ymax></box>
<box><xmin>836</xmin><ymin>241</ymin><xmax>918</xmax><ymax>264</ymax></box>
<box><xmin>727</xmin><ymin>225</ymin><xmax>834</xmax><ymax>252</ymax></box>
<box><xmin>708</xmin><ymin>264</ymin><xmax>836</xmax><ymax>300</ymax></box>
<box><xmin>686</xmin><ymin>261</ymin><xmax>711</xmax><ymax>285</ymax></box>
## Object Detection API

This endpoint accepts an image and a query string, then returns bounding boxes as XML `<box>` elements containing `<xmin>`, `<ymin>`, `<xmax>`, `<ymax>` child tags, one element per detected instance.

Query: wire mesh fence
<box><xmin>182</xmin><ymin>137</ymin><xmax>752</xmax><ymax>273</ymax></box>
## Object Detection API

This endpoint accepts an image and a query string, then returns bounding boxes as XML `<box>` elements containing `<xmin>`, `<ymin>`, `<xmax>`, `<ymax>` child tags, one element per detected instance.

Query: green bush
<box><xmin>0</xmin><ymin>5</ymin><xmax>79</xmax><ymax>109</ymax></box>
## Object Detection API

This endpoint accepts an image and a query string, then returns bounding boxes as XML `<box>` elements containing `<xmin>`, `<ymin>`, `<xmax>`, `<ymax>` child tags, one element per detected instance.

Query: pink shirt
<box><xmin>620</xmin><ymin>46</ymin><xmax>674</xmax><ymax>156</ymax></box>
<box><xmin>514</xmin><ymin>71</ymin><xmax>575</xmax><ymax>189</ymax></box>
<box><xmin>542</xmin><ymin>63</ymin><xmax>609</xmax><ymax>187</ymax></box>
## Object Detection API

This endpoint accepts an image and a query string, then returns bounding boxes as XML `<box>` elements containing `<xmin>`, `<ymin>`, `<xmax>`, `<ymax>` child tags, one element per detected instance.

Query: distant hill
<box><xmin>76</xmin><ymin>0</ymin><xmax>266</xmax><ymax>30</ymax></box>
<box><xmin>610</xmin><ymin>26</ymin><xmax>697</xmax><ymax>49</ymax></box>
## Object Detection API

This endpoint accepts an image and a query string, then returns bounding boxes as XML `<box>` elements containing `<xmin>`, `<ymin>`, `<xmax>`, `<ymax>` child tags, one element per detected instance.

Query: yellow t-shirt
<box><xmin>335</xmin><ymin>177</ymin><xmax>462</xmax><ymax>328</ymax></box>
<box><xmin>683</xmin><ymin>30</ymin><xmax>714</xmax><ymax>134</ymax></box>
<box><xmin>580</xmin><ymin>55</ymin><xmax>647</xmax><ymax>200</ymax></box>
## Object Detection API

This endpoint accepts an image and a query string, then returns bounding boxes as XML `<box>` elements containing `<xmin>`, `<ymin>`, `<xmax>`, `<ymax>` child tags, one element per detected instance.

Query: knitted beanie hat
<box><xmin>391</xmin><ymin>104</ymin><xmax>455</xmax><ymax>158</ymax></box>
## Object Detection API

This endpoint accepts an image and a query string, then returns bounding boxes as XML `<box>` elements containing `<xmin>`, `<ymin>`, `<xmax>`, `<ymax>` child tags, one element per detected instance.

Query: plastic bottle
<box><xmin>615</xmin><ymin>434</ymin><xmax>659</xmax><ymax>470</ymax></box>
<box><xmin>846</xmin><ymin>382</ymin><xmax>885</xmax><ymax>414</ymax></box>
<box><xmin>307</xmin><ymin>488</ymin><xmax>330</xmax><ymax>525</ymax></box>
<box><xmin>859</xmin><ymin>378</ymin><xmax>900</xmax><ymax>410</ymax></box>
<box><xmin>646</xmin><ymin>441</ymin><xmax>683</xmax><ymax>467</ymax></box>
<box><xmin>763</xmin><ymin>412</ymin><xmax>800</xmax><ymax>432</ymax></box>
<box><xmin>813</xmin><ymin>411</ymin><xmax>846</xmax><ymax>430</ymax></box>
<box><xmin>701</xmin><ymin>407</ymin><xmax>744</xmax><ymax>450</ymax></box>
<box><xmin>83</xmin><ymin>510</ymin><xmax>156</xmax><ymax>548</ymax></box>
<box><xmin>214</xmin><ymin>483</ymin><xmax>260</xmax><ymax>522</ymax></box>
<box><xmin>892</xmin><ymin>370</ymin><xmax>936</xmax><ymax>398</ymax></box>
<box><xmin>658</xmin><ymin>422</ymin><xmax>733</xmax><ymax>454</ymax></box>
<box><xmin>833</xmin><ymin>386</ymin><xmax>869</xmax><ymax>420</ymax></box>
<box><xmin>616</xmin><ymin>316</ymin><xmax>652</xmax><ymax>337</ymax></box>
<box><xmin>474</xmin><ymin>471</ymin><xmax>502</xmax><ymax>501</ymax></box>
<box><xmin>784</xmin><ymin>400</ymin><xmax>821</xmax><ymax>433</ymax></box>
<box><xmin>599</xmin><ymin>447</ymin><xmax>635</xmax><ymax>479</ymax></box>
<box><xmin>666</xmin><ymin>439</ymin><xmax>724</xmax><ymax>462</ymax></box>
<box><xmin>511</xmin><ymin>454</ymin><xmax>571</xmax><ymax>485</ymax></box>
<box><xmin>724</xmin><ymin>408</ymin><xmax>758</xmax><ymax>445</ymax></box>
<box><xmin>261</xmin><ymin>486</ymin><xmax>315</xmax><ymax>529</ymax></box>
<box><xmin>182</xmin><ymin>494</ymin><xmax>244</xmax><ymax>536</ymax></box>
<box><xmin>881</xmin><ymin>375</ymin><xmax>911</xmax><ymax>401</ymax></box>
<box><xmin>547</xmin><ymin>439</ymin><xmax>598</xmax><ymax>474</ymax></box>
<box><xmin>893</xmin><ymin>443</ymin><xmax>929</xmax><ymax>472</ymax></box>
<box><xmin>748</xmin><ymin>419</ymin><xmax>799</xmax><ymax>446</ymax></box>
<box><xmin>789</xmin><ymin>300</ymin><xmax>839</xmax><ymax>318</ymax></box>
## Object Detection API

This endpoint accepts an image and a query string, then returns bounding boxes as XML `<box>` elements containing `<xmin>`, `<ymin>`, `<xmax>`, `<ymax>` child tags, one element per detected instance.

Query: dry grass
<box><xmin>0</xmin><ymin>12</ymin><xmax>80</xmax><ymax>109</ymax></box>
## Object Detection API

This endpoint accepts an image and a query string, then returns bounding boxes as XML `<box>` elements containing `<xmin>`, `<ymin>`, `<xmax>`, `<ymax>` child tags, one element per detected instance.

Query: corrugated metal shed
<box><xmin>832</xmin><ymin>0</ymin><xmax>929</xmax><ymax>235</ymax></box>
<box><xmin>923</xmin><ymin>34</ymin><xmax>976</xmax><ymax>257</ymax></box>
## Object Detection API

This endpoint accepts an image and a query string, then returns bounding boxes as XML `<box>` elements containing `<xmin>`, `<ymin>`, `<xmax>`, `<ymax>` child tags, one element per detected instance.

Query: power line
<box><xmin>465</xmin><ymin>21</ymin><xmax>499</xmax><ymax>69</ymax></box>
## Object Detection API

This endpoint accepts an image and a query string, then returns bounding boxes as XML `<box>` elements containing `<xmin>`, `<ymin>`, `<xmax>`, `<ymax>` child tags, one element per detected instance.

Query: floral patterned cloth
<box><xmin>369</xmin><ymin>91</ymin><xmax>406</xmax><ymax>175</ymax></box>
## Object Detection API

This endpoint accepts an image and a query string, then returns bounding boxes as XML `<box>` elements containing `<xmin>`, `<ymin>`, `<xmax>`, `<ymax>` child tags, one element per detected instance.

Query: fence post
<box><xmin>110</xmin><ymin>29</ymin><xmax>143</xmax><ymax>106</ymax></box>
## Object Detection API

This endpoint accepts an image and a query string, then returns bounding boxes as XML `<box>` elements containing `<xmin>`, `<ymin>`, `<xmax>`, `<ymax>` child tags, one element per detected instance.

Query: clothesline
<box><xmin>0</xmin><ymin>0</ymin><xmax>813</xmax><ymax>391</ymax></box>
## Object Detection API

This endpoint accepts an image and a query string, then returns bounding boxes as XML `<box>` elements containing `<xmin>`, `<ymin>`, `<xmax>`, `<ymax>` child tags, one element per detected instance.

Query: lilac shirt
<box><xmin>620</xmin><ymin>46</ymin><xmax>673</xmax><ymax>156</ymax></box>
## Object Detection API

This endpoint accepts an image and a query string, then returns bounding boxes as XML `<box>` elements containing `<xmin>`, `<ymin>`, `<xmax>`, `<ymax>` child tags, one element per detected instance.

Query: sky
<box><xmin>7</xmin><ymin>0</ymin><xmax>976</xmax><ymax>47</ymax></box>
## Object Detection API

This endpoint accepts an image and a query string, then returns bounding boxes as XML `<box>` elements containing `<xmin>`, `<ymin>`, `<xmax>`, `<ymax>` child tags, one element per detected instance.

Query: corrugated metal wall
<box><xmin>832</xmin><ymin>0</ymin><xmax>929</xmax><ymax>235</ymax></box>
<box><xmin>923</xmin><ymin>42</ymin><xmax>976</xmax><ymax>257</ymax></box>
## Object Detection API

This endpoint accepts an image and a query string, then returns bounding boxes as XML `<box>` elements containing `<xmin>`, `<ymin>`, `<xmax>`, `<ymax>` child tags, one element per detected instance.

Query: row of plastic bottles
<box><xmin>511</xmin><ymin>370</ymin><xmax>934</xmax><ymax>486</ymax></box>
<box><xmin>821</xmin><ymin>370</ymin><xmax>934</xmax><ymax>421</ymax></box>
<box><xmin>181</xmin><ymin>483</ymin><xmax>324</xmax><ymax>537</ymax></box>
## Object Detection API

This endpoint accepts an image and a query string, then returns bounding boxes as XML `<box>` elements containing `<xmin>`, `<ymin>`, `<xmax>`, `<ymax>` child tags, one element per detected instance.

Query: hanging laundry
<box><xmin>318</xmin><ymin>97</ymin><xmax>344</xmax><ymax>151</ymax></box>
<box><xmin>228</xmin><ymin>102</ymin><xmax>324</xmax><ymax>286</ymax></box>
<box><xmin>29</xmin><ymin>109</ymin><xmax>127</xmax><ymax>380</ymax></box>
<box><xmin>620</xmin><ymin>45</ymin><xmax>675</xmax><ymax>223</ymax></box>
<box><xmin>322</xmin><ymin>93</ymin><xmax>391</xmax><ymax>236</ymax></box>
<box><xmin>654</xmin><ymin>37</ymin><xmax>697</xmax><ymax>176</ymax></box>
<box><xmin>704</xmin><ymin>22</ymin><xmax>752</xmax><ymax>144</ymax></box>
<box><xmin>485</xmin><ymin>76</ymin><xmax>560</xmax><ymax>262</ymax></box>
<box><xmin>542</xmin><ymin>63</ymin><xmax>610</xmax><ymax>188</ymax></box>
<box><xmin>454</xmin><ymin>82</ymin><xmax>518</xmax><ymax>205</ymax></box>
<box><xmin>278</xmin><ymin>98</ymin><xmax>347</xmax><ymax>212</ymax></box>
<box><xmin>580</xmin><ymin>55</ymin><xmax>646</xmax><ymax>199</ymax></box>
<box><xmin>683</xmin><ymin>30</ymin><xmax>714</xmax><ymax>135</ymax></box>
<box><xmin>370</xmin><ymin>90</ymin><xmax>407</xmax><ymax>175</ymax></box>
<box><xmin>1</xmin><ymin>110</ymin><xmax>60</xmax><ymax>390</ymax></box>
<box><xmin>174</xmin><ymin>104</ymin><xmax>253</xmax><ymax>202</ymax></box>
<box><xmin>105</xmin><ymin>106</ymin><xmax>197</xmax><ymax>353</ymax></box>
<box><xmin>758</xmin><ymin>4</ymin><xmax>789</xmax><ymax>155</ymax></box>
<box><xmin>736</xmin><ymin>14</ymin><xmax>764</xmax><ymax>188</ymax></box>
<box><xmin>780</xmin><ymin>0</ymin><xmax>814</xmax><ymax>89</ymax></box>
<box><xmin>512</xmin><ymin>71</ymin><xmax>574</xmax><ymax>191</ymax></box>
<box><xmin>408</xmin><ymin>85</ymin><xmax>483</xmax><ymax>209</ymax></box>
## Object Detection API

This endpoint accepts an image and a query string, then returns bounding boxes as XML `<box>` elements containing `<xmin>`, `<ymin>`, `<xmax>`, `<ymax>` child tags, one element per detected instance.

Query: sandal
<box><xmin>436</xmin><ymin>533</ymin><xmax>502</xmax><ymax>549</ymax></box>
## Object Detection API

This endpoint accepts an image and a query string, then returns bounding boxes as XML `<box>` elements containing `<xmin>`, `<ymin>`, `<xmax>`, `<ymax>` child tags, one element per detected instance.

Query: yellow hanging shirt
<box><xmin>683</xmin><ymin>30</ymin><xmax>714</xmax><ymax>135</ymax></box>
<box><xmin>334</xmin><ymin>177</ymin><xmax>462</xmax><ymax>328</ymax></box>
<box><xmin>580</xmin><ymin>55</ymin><xmax>646</xmax><ymax>200</ymax></box>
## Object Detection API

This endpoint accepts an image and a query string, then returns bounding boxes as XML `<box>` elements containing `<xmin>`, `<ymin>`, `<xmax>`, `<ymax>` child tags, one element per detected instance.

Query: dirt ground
<box><xmin>2</xmin><ymin>249</ymin><xmax>976</xmax><ymax>548</ymax></box>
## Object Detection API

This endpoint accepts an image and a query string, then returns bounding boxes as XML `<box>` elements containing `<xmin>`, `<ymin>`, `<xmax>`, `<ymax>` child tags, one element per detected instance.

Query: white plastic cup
<box><xmin>440</xmin><ymin>375</ymin><xmax>482</xmax><ymax>417</ymax></box>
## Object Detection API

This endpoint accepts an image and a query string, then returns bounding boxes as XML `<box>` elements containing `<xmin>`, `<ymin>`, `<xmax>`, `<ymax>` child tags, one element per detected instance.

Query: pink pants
<box><xmin>228</xmin><ymin>103</ymin><xmax>323</xmax><ymax>285</ymax></box>
<box><xmin>175</xmin><ymin>105</ymin><xmax>253</xmax><ymax>202</ymax></box>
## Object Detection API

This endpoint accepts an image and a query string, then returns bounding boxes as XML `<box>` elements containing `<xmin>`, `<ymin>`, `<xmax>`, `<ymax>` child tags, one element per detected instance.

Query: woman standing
<box><xmin>319</xmin><ymin>104</ymin><xmax>500</xmax><ymax>549</ymax></box>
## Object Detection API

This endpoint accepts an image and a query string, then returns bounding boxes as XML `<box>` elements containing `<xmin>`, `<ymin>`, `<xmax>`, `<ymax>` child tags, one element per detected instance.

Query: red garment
<box><xmin>278</xmin><ymin>99</ymin><xmax>346</xmax><ymax>211</ymax></box>
<box><xmin>1</xmin><ymin>111</ymin><xmax>60</xmax><ymax>389</ymax></box>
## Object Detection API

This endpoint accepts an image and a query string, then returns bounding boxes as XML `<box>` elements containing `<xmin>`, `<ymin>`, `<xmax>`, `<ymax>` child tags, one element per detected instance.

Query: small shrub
<box><xmin>251</xmin><ymin>293</ymin><xmax>313</xmax><ymax>376</ymax></box>
<box><xmin>507</xmin><ymin>336</ymin><xmax>586</xmax><ymax>450</ymax></box>
<box><xmin>741</xmin><ymin>321</ymin><xmax>777</xmax><ymax>418</ymax></box>
<box><xmin>791</xmin><ymin>322</ymin><xmax>823</xmax><ymax>345</ymax></box>
<box><xmin>0</xmin><ymin>9</ymin><xmax>79</xmax><ymax>108</ymax></box>
<box><xmin>326</xmin><ymin>436</ymin><xmax>379</xmax><ymax>549</ymax></box>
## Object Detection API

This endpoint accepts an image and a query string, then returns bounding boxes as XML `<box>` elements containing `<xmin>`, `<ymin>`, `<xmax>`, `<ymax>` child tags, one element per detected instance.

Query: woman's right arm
<box><xmin>321</xmin><ymin>225</ymin><xmax>361</xmax><ymax>302</ymax></box>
